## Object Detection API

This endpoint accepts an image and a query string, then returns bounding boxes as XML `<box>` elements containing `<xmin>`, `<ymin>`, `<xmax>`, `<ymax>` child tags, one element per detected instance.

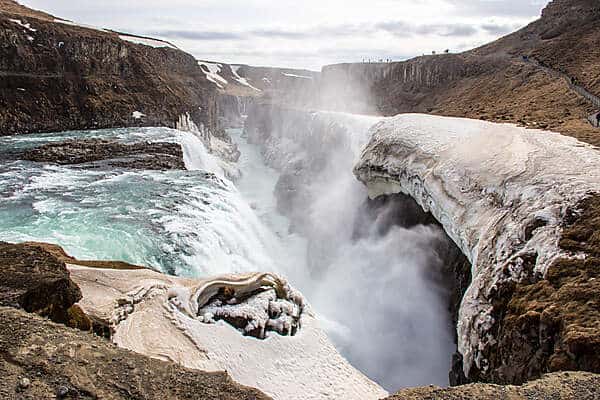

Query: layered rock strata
<box><xmin>21</xmin><ymin>138</ymin><xmax>186</xmax><ymax>170</ymax></box>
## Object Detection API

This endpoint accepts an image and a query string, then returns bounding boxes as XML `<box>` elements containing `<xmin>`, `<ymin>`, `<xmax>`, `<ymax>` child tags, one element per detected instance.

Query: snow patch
<box><xmin>132</xmin><ymin>111</ymin><xmax>145</xmax><ymax>119</ymax></box>
<box><xmin>230</xmin><ymin>68</ymin><xmax>261</xmax><ymax>92</ymax></box>
<box><xmin>9</xmin><ymin>19</ymin><xmax>37</xmax><ymax>32</ymax></box>
<box><xmin>282</xmin><ymin>72</ymin><xmax>313</xmax><ymax>80</ymax></box>
<box><xmin>119</xmin><ymin>34</ymin><xmax>176</xmax><ymax>49</ymax></box>
<box><xmin>198</xmin><ymin>61</ymin><xmax>228</xmax><ymax>89</ymax></box>
<box><xmin>354</xmin><ymin>113</ymin><xmax>600</xmax><ymax>378</ymax></box>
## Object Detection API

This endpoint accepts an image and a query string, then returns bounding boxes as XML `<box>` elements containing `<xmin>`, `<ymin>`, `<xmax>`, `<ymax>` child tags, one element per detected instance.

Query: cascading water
<box><xmin>243</xmin><ymin>107</ymin><xmax>457</xmax><ymax>390</ymax></box>
<box><xmin>0</xmin><ymin>117</ymin><xmax>457</xmax><ymax>393</ymax></box>
<box><xmin>0</xmin><ymin>127</ymin><xmax>280</xmax><ymax>277</ymax></box>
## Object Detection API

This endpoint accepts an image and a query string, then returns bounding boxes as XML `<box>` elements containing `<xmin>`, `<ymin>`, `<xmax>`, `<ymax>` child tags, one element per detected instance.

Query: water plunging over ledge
<box><xmin>0</xmin><ymin>123</ymin><xmax>462</xmax><ymax>392</ymax></box>
<box><xmin>234</xmin><ymin>109</ymin><xmax>462</xmax><ymax>390</ymax></box>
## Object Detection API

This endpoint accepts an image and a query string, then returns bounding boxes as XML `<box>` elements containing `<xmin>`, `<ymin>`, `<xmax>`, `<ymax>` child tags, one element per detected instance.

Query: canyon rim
<box><xmin>1</xmin><ymin>0</ymin><xmax>600</xmax><ymax>399</ymax></box>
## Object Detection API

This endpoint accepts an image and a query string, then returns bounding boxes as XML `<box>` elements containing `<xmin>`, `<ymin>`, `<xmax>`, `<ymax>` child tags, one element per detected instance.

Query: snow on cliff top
<box><xmin>53</xmin><ymin>18</ymin><xmax>176</xmax><ymax>49</ymax></box>
<box><xmin>198</xmin><ymin>61</ymin><xmax>228</xmax><ymax>89</ymax></box>
<box><xmin>199</xmin><ymin>61</ymin><xmax>261</xmax><ymax>92</ymax></box>
<box><xmin>354</xmin><ymin>113</ymin><xmax>600</xmax><ymax>377</ymax></box>
<box><xmin>53</xmin><ymin>18</ymin><xmax>108</xmax><ymax>33</ymax></box>
<box><xmin>118</xmin><ymin>34</ymin><xmax>177</xmax><ymax>49</ymax></box>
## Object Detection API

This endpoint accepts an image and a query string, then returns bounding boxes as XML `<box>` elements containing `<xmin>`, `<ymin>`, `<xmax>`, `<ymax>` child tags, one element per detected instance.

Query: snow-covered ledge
<box><xmin>354</xmin><ymin>114</ymin><xmax>600</xmax><ymax>377</ymax></box>
<box><xmin>69</xmin><ymin>266</ymin><xmax>387</xmax><ymax>400</ymax></box>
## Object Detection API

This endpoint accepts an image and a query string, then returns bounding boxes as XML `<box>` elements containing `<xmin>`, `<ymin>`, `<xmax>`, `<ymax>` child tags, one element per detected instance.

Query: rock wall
<box><xmin>0</xmin><ymin>1</ymin><xmax>218</xmax><ymax>136</ymax></box>
<box><xmin>319</xmin><ymin>56</ymin><xmax>490</xmax><ymax>115</ymax></box>
<box><xmin>354</xmin><ymin>113</ymin><xmax>600</xmax><ymax>384</ymax></box>
<box><xmin>312</xmin><ymin>0</ymin><xmax>600</xmax><ymax>147</ymax></box>
<box><xmin>218</xmin><ymin>94</ymin><xmax>256</xmax><ymax>128</ymax></box>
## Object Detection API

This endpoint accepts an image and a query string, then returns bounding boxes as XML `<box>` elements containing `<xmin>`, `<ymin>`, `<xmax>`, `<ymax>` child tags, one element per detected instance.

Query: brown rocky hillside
<box><xmin>319</xmin><ymin>0</ymin><xmax>600</xmax><ymax>146</ymax></box>
<box><xmin>0</xmin><ymin>0</ymin><xmax>218</xmax><ymax>135</ymax></box>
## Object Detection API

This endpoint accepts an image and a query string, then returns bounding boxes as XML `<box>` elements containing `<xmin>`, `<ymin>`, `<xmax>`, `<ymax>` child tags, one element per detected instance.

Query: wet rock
<box><xmin>0</xmin><ymin>241</ymin><xmax>81</xmax><ymax>324</ymax></box>
<box><xmin>21</xmin><ymin>138</ymin><xmax>185</xmax><ymax>170</ymax></box>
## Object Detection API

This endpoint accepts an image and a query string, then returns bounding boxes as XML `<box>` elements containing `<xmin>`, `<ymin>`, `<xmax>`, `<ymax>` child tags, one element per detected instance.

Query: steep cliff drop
<box><xmin>0</xmin><ymin>0</ymin><xmax>245</xmax><ymax>174</ymax></box>
<box><xmin>315</xmin><ymin>0</ymin><xmax>600</xmax><ymax>146</ymax></box>
<box><xmin>243</xmin><ymin>104</ymin><xmax>471</xmax><ymax>390</ymax></box>
<box><xmin>355</xmin><ymin>114</ymin><xmax>600</xmax><ymax>384</ymax></box>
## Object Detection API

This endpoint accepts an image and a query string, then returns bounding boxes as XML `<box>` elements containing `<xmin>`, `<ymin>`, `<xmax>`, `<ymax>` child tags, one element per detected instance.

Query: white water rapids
<box><xmin>0</xmin><ymin>121</ymin><xmax>455</xmax><ymax>391</ymax></box>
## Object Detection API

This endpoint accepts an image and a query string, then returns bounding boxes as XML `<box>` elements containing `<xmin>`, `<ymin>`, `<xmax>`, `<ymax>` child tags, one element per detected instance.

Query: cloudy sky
<box><xmin>21</xmin><ymin>0</ymin><xmax>550</xmax><ymax>70</ymax></box>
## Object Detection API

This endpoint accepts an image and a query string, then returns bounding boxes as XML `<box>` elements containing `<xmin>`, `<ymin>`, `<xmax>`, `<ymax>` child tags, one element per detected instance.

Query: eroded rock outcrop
<box><xmin>0</xmin><ymin>245</ymin><xmax>270</xmax><ymax>399</ymax></box>
<box><xmin>354</xmin><ymin>114</ymin><xmax>600</xmax><ymax>384</ymax></box>
<box><xmin>0</xmin><ymin>241</ymin><xmax>81</xmax><ymax>324</ymax></box>
<box><xmin>21</xmin><ymin>138</ymin><xmax>186</xmax><ymax>170</ymax></box>
<box><xmin>0</xmin><ymin>307</ymin><xmax>271</xmax><ymax>400</ymax></box>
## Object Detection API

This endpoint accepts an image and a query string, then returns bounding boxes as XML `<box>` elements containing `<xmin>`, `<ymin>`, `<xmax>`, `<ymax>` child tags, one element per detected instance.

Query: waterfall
<box><xmin>244</xmin><ymin>106</ymin><xmax>457</xmax><ymax>389</ymax></box>
<box><xmin>0</xmin><ymin>127</ymin><xmax>280</xmax><ymax>279</ymax></box>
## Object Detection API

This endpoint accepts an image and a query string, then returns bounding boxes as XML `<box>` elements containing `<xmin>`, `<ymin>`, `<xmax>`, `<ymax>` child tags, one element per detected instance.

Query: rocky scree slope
<box><xmin>318</xmin><ymin>0</ymin><xmax>600</xmax><ymax>146</ymax></box>
<box><xmin>0</xmin><ymin>0</ymin><xmax>218</xmax><ymax>136</ymax></box>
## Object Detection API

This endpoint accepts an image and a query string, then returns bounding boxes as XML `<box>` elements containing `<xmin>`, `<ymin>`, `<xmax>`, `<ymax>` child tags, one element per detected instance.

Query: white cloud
<box><xmin>20</xmin><ymin>0</ymin><xmax>549</xmax><ymax>69</ymax></box>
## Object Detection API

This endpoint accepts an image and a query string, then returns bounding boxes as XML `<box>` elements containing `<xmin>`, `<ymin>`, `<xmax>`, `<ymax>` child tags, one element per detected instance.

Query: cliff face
<box><xmin>0</xmin><ymin>0</ymin><xmax>218</xmax><ymax>135</ymax></box>
<box><xmin>244</xmin><ymin>104</ymin><xmax>472</xmax><ymax>389</ymax></box>
<box><xmin>320</xmin><ymin>56</ymin><xmax>485</xmax><ymax>114</ymax></box>
<box><xmin>235</xmin><ymin>65</ymin><xmax>320</xmax><ymax>108</ymax></box>
<box><xmin>354</xmin><ymin>114</ymin><xmax>600</xmax><ymax>385</ymax></box>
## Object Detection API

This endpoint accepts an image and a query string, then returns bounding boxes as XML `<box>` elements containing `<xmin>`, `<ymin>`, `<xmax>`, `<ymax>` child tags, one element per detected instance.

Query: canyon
<box><xmin>1</xmin><ymin>0</ymin><xmax>600</xmax><ymax>399</ymax></box>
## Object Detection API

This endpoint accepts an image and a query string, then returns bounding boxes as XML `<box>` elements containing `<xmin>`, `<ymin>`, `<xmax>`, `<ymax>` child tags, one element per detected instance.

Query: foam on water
<box><xmin>0</xmin><ymin>127</ymin><xmax>277</xmax><ymax>277</ymax></box>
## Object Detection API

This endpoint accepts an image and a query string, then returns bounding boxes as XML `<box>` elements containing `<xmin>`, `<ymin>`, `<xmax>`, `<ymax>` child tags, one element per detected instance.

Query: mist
<box><xmin>244</xmin><ymin>101</ymin><xmax>460</xmax><ymax>390</ymax></box>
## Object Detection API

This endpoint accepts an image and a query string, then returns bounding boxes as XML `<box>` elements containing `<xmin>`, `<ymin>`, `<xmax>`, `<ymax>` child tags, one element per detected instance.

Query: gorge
<box><xmin>1</xmin><ymin>0</ymin><xmax>600</xmax><ymax>399</ymax></box>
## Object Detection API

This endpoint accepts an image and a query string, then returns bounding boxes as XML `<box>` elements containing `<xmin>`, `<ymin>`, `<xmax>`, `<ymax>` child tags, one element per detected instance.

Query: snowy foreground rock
<box><xmin>354</xmin><ymin>114</ymin><xmax>600</xmax><ymax>379</ymax></box>
<box><xmin>69</xmin><ymin>265</ymin><xmax>388</xmax><ymax>400</ymax></box>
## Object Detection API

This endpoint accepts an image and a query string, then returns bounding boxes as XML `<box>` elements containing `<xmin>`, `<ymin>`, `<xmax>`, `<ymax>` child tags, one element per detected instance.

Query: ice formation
<box><xmin>354</xmin><ymin>113</ymin><xmax>600</xmax><ymax>377</ymax></box>
<box><xmin>69</xmin><ymin>266</ymin><xmax>388</xmax><ymax>400</ymax></box>
<box><xmin>170</xmin><ymin>272</ymin><xmax>303</xmax><ymax>339</ymax></box>
<box><xmin>176</xmin><ymin>112</ymin><xmax>239</xmax><ymax>178</ymax></box>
